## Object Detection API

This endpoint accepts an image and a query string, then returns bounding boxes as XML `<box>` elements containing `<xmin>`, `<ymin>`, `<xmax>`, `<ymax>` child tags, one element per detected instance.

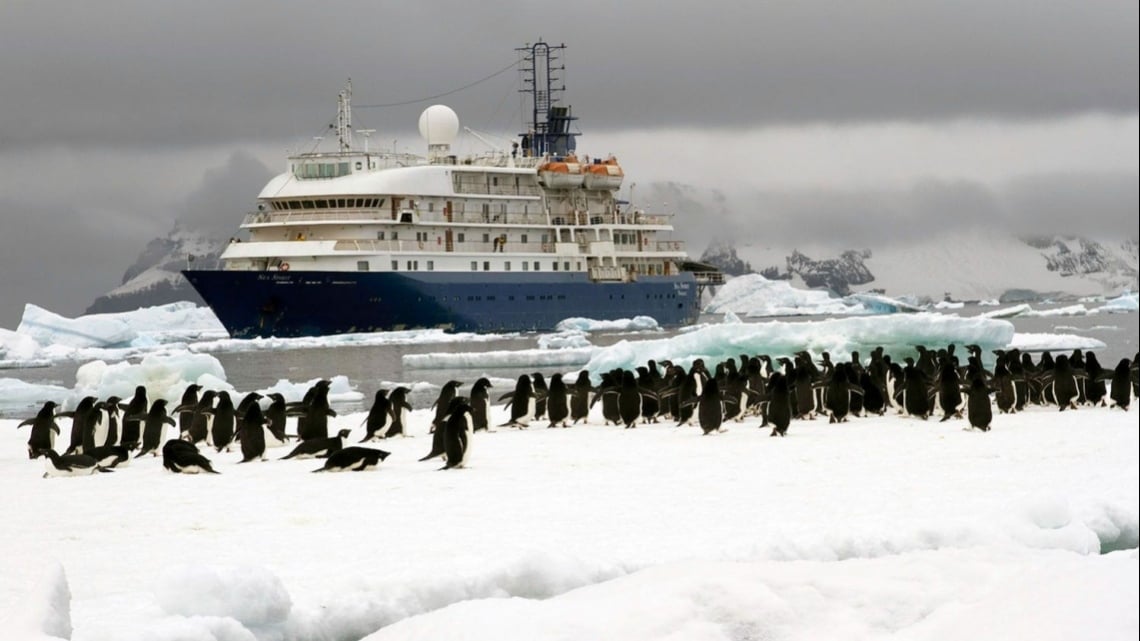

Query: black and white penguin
<box><xmin>765</xmin><ymin>373</ymin><xmax>793</xmax><ymax>437</ymax></box>
<box><xmin>901</xmin><ymin>363</ymin><xmax>932</xmax><ymax>420</ymax></box>
<box><xmin>384</xmin><ymin>386</ymin><xmax>413</xmax><ymax>438</ymax></box>
<box><xmin>859</xmin><ymin>371</ymin><xmax>886</xmax><ymax>416</ymax></box>
<box><xmin>290</xmin><ymin>380</ymin><xmax>335</xmax><ymax>441</ymax></box>
<box><xmin>174</xmin><ymin>390</ymin><xmax>215</xmax><ymax>444</ymax></box>
<box><xmin>569</xmin><ymin>371</ymin><xmax>594</xmax><ymax>425</ymax></box>
<box><xmin>963</xmin><ymin>377</ymin><xmax>993</xmax><ymax>431</ymax></box>
<box><xmin>17</xmin><ymin>401</ymin><xmax>61</xmax><ymax>459</ymax></box>
<box><xmin>98</xmin><ymin>396</ymin><xmax>123</xmax><ymax>448</ymax></box>
<box><xmin>120</xmin><ymin>385</ymin><xmax>148</xmax><ymax>451</ymax></box>
<box><xmin>235</xmin><ymin>392</ymin><xmax>263</xmax><ymax>420</ymax></box>
<box><xmin>441</xmin><ymin>397</ymin><xmax>473</xmax><ymax>469</ymax></box>
<box><xmin>617</xmin><ymin>370</ymin><xmax>647</xmax><ymax>429</ymax></box>
<box><xmin>236</xmin><ymin>402</ymin><xmax>268</xmax><ymax>463</ymax></box>
<box><xmin>936</xmin><ymin>361</ymin><xmax>964</xmax><ymax>422</ymax></box>
<box><xmin>591</xmin><ymin>371</ymin><xmax>622</xmax><ymax>426</ymax></box>
<box><xmin>312</xmin><ymin>446</ymin><xmax>391</xmax><ymax>472</ymax></box>
<box><xmin>1083</xmin><ymin>353</ymin><xmax>1108</xmax><ymax>406</ymax></box>
<box><xmin>281</xmin><ymin>429</ymin><xmax>350</xmax><ymax>459</ymax></box>
<box><xmin>1108</xmin><ymin>358</ymin><xmax>1132</xmax><ymax>410</ymax></box>
<box><xmin>430</xmin><ymin>381</ymin><xmax>464</xmax><ymax>433</ymax></box>
<box><xmin>531</xmin><ymin>372</ymin><xmax>549</xmax><ymax>422</ymax></box>
<box><xmin>58</xmin><ymin>396</ymin><xmax>100</xmax><ymax>455</ymax></box>
<box><xmin>175</xmin><ymin>384</ymin><xmax>202</xmax><ymax>437</ymax></box>
<box><xmin>209</xmin><ymin>391</ymin><xmax>237</xmax><ymax>452</ymax></box>
<box><xmin>88</xmin><ymin>445</ymin><xmax>130</xmax><ymax>468</ymax></box>
<box><xmin>162</xmin><ymin>439</ymin><xmax>220</xmax><ymax>474</ymax></box>
<box><xmin>1049</xmin><ymin>355</ymin><xmax>1081</xmax><ymax>411</ymax></box>
<box><xmin>499</xmin><ymin>375</ymin><xmax>536</xmax><ymax>428</ymax></box>
<box><xmin>263</xmin><ymin>393</ymin><xmax>291</xmax><ymax>445</ymax></box>
<box><xmin>545</xmin><ymin>373</ymin><xmax>571</xmax><ymax>428</ymax></box>
<box><xmin>686</xmin><ymin>378</ymin><xmax>726</xmax><ymax>435</ymax></box>
<box><xmin>360</xmin><ymin>389</ymin><xmax>392</xmax><ymax>442</ymax></box>
<box><xmin>40</xmin><ymin>449</ymin><xmax>107</xmax><ymax>478</ymax></box>
<box><xmin>822</xmin><ymin>363</ymin><xmax>861</xmax><ymax>424</ymax></box>
<box><xmin>134</xmin><ymin>399</ymin><xmax>176</xmax><ymax>458</ymax></box>
<box><xmin>470</xmin><ymin>378</ymin><xmax>493</xmax><ymax>431</ymax></box>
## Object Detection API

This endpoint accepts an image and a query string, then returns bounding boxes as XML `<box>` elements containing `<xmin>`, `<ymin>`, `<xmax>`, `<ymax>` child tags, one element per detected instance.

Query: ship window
<box><xmin>526</xmin><ymin>296</ymin><xmax>535</xmax><ymax>301</ymax></box>
<box><xmin>339</xmin><ymin>162</ymin><xmax>350</xmax><ymax>175</ymax></box>
<box><xmin>492</xmin><ymin>176</ymin><xmax>499</xmax><ymax>186</ymax></box>
<box><xmin>407</xmin><ymin>260</ymin><xmax>414</xmax><ymax>270</ymax></box>
<box><xmin>377</xmin><ymin>231</ymin><xmax>385</xmax><ymax>240</ymax></box>
<box><xmin>483</xmin><ymin>261</ymin><xmax>490</xmax><ymax>271</ymax></box>
<box><xmin>357</xmin><ymin>261</ymin><xmax>369</xmax><ymax>271</ymax></box>
<box><xmin>391</xmin><ymin>232</ymin><xmax>399</xmax><ymax>240</ymax></box>
<box><xmin>533</xmin><ymin>261</ymin><xmax>539</xmax><ymax>271</ymax></box>
<box><xmin>289</xmin><ymin>201</ymin><xmax>301</xmax><ymax>209</ymax></box>
<box><xmin>302</xmin><ymin>200</ymin><xmax>315</xmax><ymax>209</ymax></box>
<box><xmin>521</xmin><ymin>234</ymin><xmax>528</xmax><ymax>244</ymax></box>
<box><xmin>522</xmin><ymin>262</ymin><xmax>528</xmax><ymax>271</ymax></box>
<box><xmin>428</xmin><ymin>203</ymin><xmax>435</xmax><ymax>212</ymax></box>
<box><xmin>504</xmin><ymin>261</ymin><xmax>511</xmax><ymax>271</ymax></box>
<box><xmin>391</xmin><ymin>260</ymin><xmax>398</xmax><ymax>270</ymax></box>
<box><xmin>509</xmin><ymin>296</ymin><xmax>515</xmax><ymax>301</ymax></box>
<box><xmin>564</xmin><ymin>262</ymin><xmax>570</xmax><ymax>271</ymax></box>
<box><xmin>482</xmin><ymin>233</ymin><xmax>490</xmax><ymax>243</ymax></box>
<box><xmin>457</xmin><ymin>233</ymin><xmax>465</xmax><ymax>242</ymax></box>
<box><xmin>557</xmin><ymin>295</ymin><xmax>566</xmax><ymax>300</ymax></box>
<box><xmin>471</xmin><ymin>261</ymin><xmax>478</xmax><ymax>271</ymax></box>
<box><xmin>541</xmin><ymin>234</ymin><xmax>549</xmax><ymax>244</ymax></box>
<box><xmin>576</xmin><ymin>261</ymin><xmax>582</xmax><ymax>270</ymax></box>
<box><xmin>316</xmin><ymin>200</ymin><xmax>328</xmax><ymax>208</ymax></box>
<box><xmin>427</xmin><ymin>261</ymin><xmax>434</xmax><ymax>271</ymax></box>
<box><xmin>356</xmin><ymin>162</ymin><xmax>362</xmax><ymax>170</ymax></box>
<box><xmin>552</xmin><ymin>262</ymin><xmax>559</xmax><ymax>271</ymax></box>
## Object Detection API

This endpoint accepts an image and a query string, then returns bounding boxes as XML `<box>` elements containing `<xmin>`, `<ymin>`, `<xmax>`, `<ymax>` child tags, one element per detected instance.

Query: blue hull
<box><xmin>182</xmin><ymin>270</ymin><xmax>702</xmax><ymax>338</ymax></box>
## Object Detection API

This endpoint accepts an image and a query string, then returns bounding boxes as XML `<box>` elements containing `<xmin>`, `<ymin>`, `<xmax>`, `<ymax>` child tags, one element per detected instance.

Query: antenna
<box><xmin>517</xmin><ymin>40</ymin><xmax>577</xmax><ymax>157</ymax></box>
<box><xmin>336</xmin><ymin>79</ymin><xmax>353</xmax><ymax>152</ymax></box>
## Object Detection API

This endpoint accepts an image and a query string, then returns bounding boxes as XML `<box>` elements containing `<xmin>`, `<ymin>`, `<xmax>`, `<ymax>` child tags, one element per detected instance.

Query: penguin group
<box><xmin>14</xmin><ymin>347</ymin><xmax>1138</xmax><ymax>478</ymax></box>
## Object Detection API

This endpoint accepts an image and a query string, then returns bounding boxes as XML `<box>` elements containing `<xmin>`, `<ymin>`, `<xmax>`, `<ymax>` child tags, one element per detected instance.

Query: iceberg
<box><xmin>16</xmin><ymin>303</ymin><xmax>138</xmax><ymax>349</ymax></box>
<box><xmin>584</xmin><ymin>313</ymin><xmax>1017</xmax><ymax>375</ymax></box>
<box><xmin>704</xmin><ymin>274</ymin><xmax>865</xmax><ymax>317</ymax></box>
<box><xmin>1097</xmin><ymin>292</ymin><xmax>1138</xmax><ymax>313</ymax></box>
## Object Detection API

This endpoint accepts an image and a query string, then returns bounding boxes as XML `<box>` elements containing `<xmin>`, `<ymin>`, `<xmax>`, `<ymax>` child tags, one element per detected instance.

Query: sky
<box><xmin>0</xmin><ymin>0</ymin><xmax>1136</xmax><ymax>329</ymax></box>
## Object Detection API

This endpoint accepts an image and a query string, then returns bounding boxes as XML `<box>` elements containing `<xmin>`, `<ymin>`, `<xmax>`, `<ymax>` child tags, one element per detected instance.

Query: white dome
<box><xmin>418</xmin><ymin>105</ymin><xmax>459</xmax><ymax>146</ymax></box>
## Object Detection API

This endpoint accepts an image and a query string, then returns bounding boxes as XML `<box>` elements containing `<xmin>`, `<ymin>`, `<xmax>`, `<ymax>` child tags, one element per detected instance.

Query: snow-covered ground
<box><xmin>2</xmin><ymin>390</ymin><xmax>1136</xmax><ymax>640</ymax></box>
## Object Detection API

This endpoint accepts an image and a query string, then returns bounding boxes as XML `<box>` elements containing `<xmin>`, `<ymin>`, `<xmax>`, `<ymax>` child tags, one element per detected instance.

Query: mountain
<box><xmin>84</xmin><ymin>224</ymin><xmax>225</xmax><ymax>315</ymax></box>
<box><xmin>727</xmin><ymin>231</ymin><xmax>1138</xmax><ymax>302</ymax></box>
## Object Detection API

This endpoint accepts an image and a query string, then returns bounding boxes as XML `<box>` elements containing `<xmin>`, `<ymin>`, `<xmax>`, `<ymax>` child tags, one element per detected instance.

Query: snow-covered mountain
<box><xmin>84</xmin><ymin>224</ymin><xmax>225</xmax><ymax>314</ymax></box>
<box><xmin>706</xmin><ymin>232</ymin><xmax>1138</xmax><ymax>302</ymax></box>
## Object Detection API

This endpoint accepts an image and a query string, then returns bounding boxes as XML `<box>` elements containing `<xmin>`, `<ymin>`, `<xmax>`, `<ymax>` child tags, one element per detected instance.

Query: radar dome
<box><xmin>418</xmin><ymin>105</ymin><xmax>459</xmax><ymax>146</ymax></box>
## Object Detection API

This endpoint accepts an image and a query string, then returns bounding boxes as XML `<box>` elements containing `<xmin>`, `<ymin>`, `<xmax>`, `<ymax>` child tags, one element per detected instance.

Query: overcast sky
<box><xmin>0</xmin><ymin>0</ymin><xmax>1136</xmax><ymax>328</ymax></box>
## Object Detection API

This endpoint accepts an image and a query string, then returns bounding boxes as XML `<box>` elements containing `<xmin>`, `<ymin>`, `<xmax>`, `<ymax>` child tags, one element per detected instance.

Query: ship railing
<box><xmin>690</xmin><ymin>271</ymin><xmax>726</xmax><ymax>285</ymax></box>
<box><xmin>331</xmin><ymin>239</ymin><xmax>558</xmax><ymax>254</ymax></box>
<box><xmin>654</xmin><ymin>240</ymin><xmax>685</xmax><ymax>252</ymax></box>
<box><xmin>243</xmin><ymin>210</ymin><xmax>389</xmax><ymax>226</ymax></box>
<box><xmin>588</xmin><ymin>266</ymin><xmax>630</xmax><ymax>282</ymax></box>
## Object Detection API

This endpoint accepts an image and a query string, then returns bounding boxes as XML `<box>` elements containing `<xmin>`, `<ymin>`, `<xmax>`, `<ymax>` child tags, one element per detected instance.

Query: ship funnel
<box><xmin>418</xmin><ymin>105</ymin><xmax>459</xmax><ymax>161</ymax></box>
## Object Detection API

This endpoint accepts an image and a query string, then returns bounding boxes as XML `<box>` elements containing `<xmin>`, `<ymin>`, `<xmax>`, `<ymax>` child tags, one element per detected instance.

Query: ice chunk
<box><xmin>404</xmin><ymin>347</ymin><xmax>598</xmax><ymax>370</ymax></box>
<box><xmin>72</xmin><ymin>353</ymin><xmax>230</xmax><ymax>402</ymax></box>
<box><xmin>1007</xmin><ymin>333</ymin><xmax>1107</xmax><ymax>352</ymax></box>
<box><xmin>17</xmin><ymin>304</ymin><xmax>137</xmax><ymax>349</ymax></box>
<box><xmin>980</xmin><ymin>303</ymin><xmax>1032</xmax><ymax>319</ymax></box>
<box><xmin>553</xmin><ymin>316</ymin><xmax>661</xmax><ymax>332</ymax></box>
<box><xmin>538</xmin><ymin>331</ymin><xmax>593</xmax><ymax>350</ymax></box>
<box><xmin>154</xmin><ymin>564</ymin><xmax>292</xmax><ymax>627</ymax></box>
<box><xmin>846</xmin><ymin>293</ymin><xmax>924</xmax><ymax>314</ymax></box>
<box><xmin>1097</xmin><ymin>292</ymin><xmax>1138</xmax><ymax>313</ymax></box>
<box><xmin>585</xmin><ymin>313</ymin><xmax>1016</xmax><ymax>375</ymax></box>
<box><xmin>704</xmin><ymin>274</ymin><xmax>864</xmax><ymax>316</ymax></box>
<box><xmin>933</xmin><ymin>300</ymin><xmax>965</xmax><ymax>310</ymax></box>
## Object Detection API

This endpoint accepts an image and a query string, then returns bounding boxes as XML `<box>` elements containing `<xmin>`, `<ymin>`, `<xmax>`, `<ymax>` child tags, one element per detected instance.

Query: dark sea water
<box><xmin>3</xmin><ymin>305</ymin><xmax>1135</xmax><ymax>419</ymax></box>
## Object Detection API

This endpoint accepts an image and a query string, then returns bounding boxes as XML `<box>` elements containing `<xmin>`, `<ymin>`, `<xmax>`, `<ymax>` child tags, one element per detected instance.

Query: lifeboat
<box><xmin>537</xmin><ymin>155</ymin><xmax>584</xmax><ymax>189</ymax></box>
<box><xmin>583</xmin><ymin>157</ymin><xmax>624</xmax><ymax>190</ymax></box>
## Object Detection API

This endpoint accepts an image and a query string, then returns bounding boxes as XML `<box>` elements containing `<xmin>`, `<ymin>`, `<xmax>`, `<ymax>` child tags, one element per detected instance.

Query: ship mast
<box><xmin>517</xmin><ymin>41</ymin><xmax>578</xmax><ymax>157</ymax></box>
<box><xmin>336</xmin><ymin>79</ymin><xmax>353</xmax><ymax>152</ymax></box>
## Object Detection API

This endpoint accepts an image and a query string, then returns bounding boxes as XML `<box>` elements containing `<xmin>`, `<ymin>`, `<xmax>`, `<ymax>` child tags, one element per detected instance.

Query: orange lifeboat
<box><xmin>537</xmin><ymin>155</ymin><xmax>584</xmax><ymax>189</ymax></box>
<box><xmin>583</xmin><ymin>156</ymin><xmax>624</xmax><ymax>190</ymax></box>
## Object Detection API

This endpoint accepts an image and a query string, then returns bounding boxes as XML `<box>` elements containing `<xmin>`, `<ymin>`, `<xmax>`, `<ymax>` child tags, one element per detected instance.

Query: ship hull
<box><xmin>182</xmin><ymin>270</ymin><xmax>702</xmax><ymax>338</ymax></box>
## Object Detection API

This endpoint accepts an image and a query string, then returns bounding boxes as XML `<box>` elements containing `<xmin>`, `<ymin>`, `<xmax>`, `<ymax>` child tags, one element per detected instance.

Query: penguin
<box><xmin>470</xmin><ymin>377</ymin><xmax>493</xmax><ymax>432</ymax></box>
<box><xmin>885</xmin><ymin>362</ymin><xmax>905</xmax><ymax>414</ymax></box>
<box><xmin>360</xmin><ymin>389</ymin><xmax>392</xmax><ymax>442</ymax></box>
<box><xmin>822</xmin><ymin>363</ymin><xmax>861</xmax><ymax>424</ymax></box>
<box><xmin>209</xmin><ymin>391</ymin><xmax>237</xmax><ymax>452</ymax></box>
<box><xmin>791</xmin><ymin>359</ymin><xmax>817</xmax><ymax>420</ymax></box>
<box><xmin>430</xmin><ymin>380</ymin><xmax>464</xmax><ymax>433</ymax></box>
<box><xmin>420</xmin><ymin>396</ymin><xmax>465</xmax><ymax>462</ymax></box>
<box><xmin>235</xmin><ymin>391</ymin><xmax>263</xmax><ymax>419</ymax></box>
<box><xmin>263</xmin><ymin>393</ymin><xmax>291</xmax><ymax>445</ymax></box>
<box><xmin>40</xmin><ymin>449</ymin><xmax>107</xmax><ymax>478</ymax></box>
<box><xmin>1108</xmin><ymin>358</ymin><xmax>1132</xmax><ymax>410</ymax></box>
<box><xmin>162</xmin><ymin>439</ymin><xmax>220</xmax><ymax>474</ymax></box>
<box><xmin>859</xmin><ymin>371</ymin><xmax>886</xmax><ymax>416</ymax></box>
<box><xmin>441</xmin><ymin>397</ymin><xmax>474</xmax><ymax>469</ymax></box>
<box><xmin>120</xmin><ymin>385</ymin><xmax>148</xmax><ymax>450</ymax></box>
<box><xmin>545</xmin><ymin>373</ymin><xmax>571</xmax><ymax>428</ymax></box>
<box><xmin>901</xmin><ymin>363</ymin><xmax>932</xmax><ymax>420</ymax></box>
<box><xmin>17</xmin><ymin>401</ymin><xmax>61</xmax><ymax>459</ymax></box>
<box><xmin>88</xmin><ymin>445</ymin><xmax>130</xmax><ymax>468</ymax></box>
<box><xmin>174</xmin><ymin>390</ymin><xmax>215</xmax><ymax>444</ymax></box>
<box><xmin>636</xmin><ymin>367</ymin><xmax>661</xmax><ymax>423</ymax></box>
<box><xmin>236</xmin><ymin>402</ymin><xmax>268</xmax><ymax>463</ymax></box>
<box><xmin>175</xmin><ymin>384</ymin><xmax>202</xmax><ymax>437</ymax></box>
<box><xmin>281</xmin><ymin>429</ymin><xmax>351</xmax><ymax>460</ymax></box>
<box><xmin>591</xmin><ymin>371</ymin><xmax>622</xmax><ymax>426</ymax></box>
<box><xmin>98</xmin><ymin>396</ymin><xmax>122</xmax><ymax>448</ymax></box>
<box><xmin>570</xmin><ymin>370</ymin><xmax>594</xmax><ymax>425</ymax></box>
<box><xmin>765</xmin><ymin>373</ymin><xmax>793</xmax><ymax>437</ymax></box>
<box><xmin>685</xmin><ymin>378</ymin><xmax>726</xmax><ymax>435</ymax></box>
<box><xmin>936</xmin><ymin>361</ymin><xmax>964</xmax><ymax>422</ymax></box>
<box><xmin>134</xmin><ymin>399</ymin><xmax>176</xmax><ymax>458</ymax></box>
<box><xmin>384</xmin><ymin>386</ymin><xmax>413</xmax><ymax>438</ymax></box>
<box><xmin>963</xmin><ymin>377</ymin><xmax>993</xmax><ymax>431</ymax></box>
<box><xmin>617</xmin><ymin>370</ymin><xmax>648</xmax><ymax>429</ymax></box>
<box><xmin>531</xmin><ymin>372</ymin><xmax>549</xmax><ymax>421</ymax></box>
<box><xmin>499</xmin><ymin>375</ymin><xmax>536</xmax><ymax>428</ymax></box>
<box><xmin>1049</xmin><ymin>355</ymin><xmax>1081</xmax><ymax>411</ymax></box>
<box><xmin>1083</xmin><ymin>353</ymin><xmax>1108</xmax><ymax>406</ymax></box>
<box><xmin>80</xmin><ymin>400</ymin><xmax>107</xmax><ymax>454</ymax></box>
<box><xmin>291</xmin><ymin>380</ymin><xmax>335</xmax><ymax>441</ymax></box>
<box><xmin>312</xmin><ymin>446</ymin><xmax>391</xmax><ymax>472</ymax></box>
<box><xmin>58</xmin><ymin>396</ymin><xmax>100</xmax><ymax>455</ymax></box>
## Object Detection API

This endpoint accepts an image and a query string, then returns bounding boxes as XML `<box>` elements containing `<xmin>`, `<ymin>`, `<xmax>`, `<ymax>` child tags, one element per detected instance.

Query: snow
<box><xmin>1</xmin><ymin>388</ymin><xmax>1135</xmax><ymax>640</ymax></box>
<box><xmin>1</xmin><ymin>562</ymin><xmax>71</xmax><ymax>641</ymax></box>
<box><xmin>585</xmin><ymin>313</ymin><xmax>1016</xmax><ymax>375</ymax></box>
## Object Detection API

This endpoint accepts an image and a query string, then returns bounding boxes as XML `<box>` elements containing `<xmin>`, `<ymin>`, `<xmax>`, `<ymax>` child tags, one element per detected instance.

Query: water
<box><xmin>3</xmin><ymin>306</ymin><xmax>1136</xmax><ymax>418</ymax></box>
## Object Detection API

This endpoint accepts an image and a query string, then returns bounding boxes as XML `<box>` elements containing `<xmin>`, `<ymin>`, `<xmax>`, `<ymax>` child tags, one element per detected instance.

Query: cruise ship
<box><xmin>184</xmin><ymin>41</ymin><xmax>721</xmax><ymax>338</ymax></box>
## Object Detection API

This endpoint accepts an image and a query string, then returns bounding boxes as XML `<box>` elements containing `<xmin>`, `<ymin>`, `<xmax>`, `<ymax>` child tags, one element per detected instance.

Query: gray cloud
<box><xmin>176</xmin><ymin>151</ymin><xmax>275</xmax><ymax>234</ymax></box>
<box><xmin>0</xmin><ymin>1</ymin><xmax>1134</xmax><ymax>151</ymax></box>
